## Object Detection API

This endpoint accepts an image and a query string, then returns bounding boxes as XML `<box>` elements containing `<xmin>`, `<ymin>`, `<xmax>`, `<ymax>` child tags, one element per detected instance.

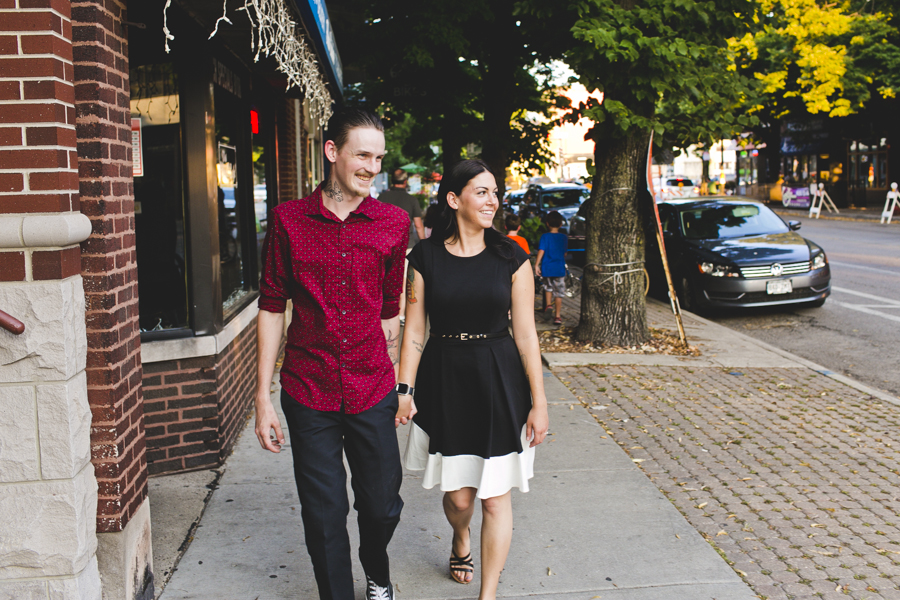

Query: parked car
<box><xmin>646</xmin><ymin>199</ymin><xmax>830</xmax><ymax>312</ymax></box>
<box><xmin>517</xmin><ymin>183</ymin><xmax>590</xmax><ymax>229</ymax></box>
<box><xmin>653</xmin><ymin>176</ymin><xmax>700</xmax><ymax>202</ymax></box>
<box><xmin>503</xmin><ymin>188</ymin><xmax>527</xmax><ymax>215</ymax></box>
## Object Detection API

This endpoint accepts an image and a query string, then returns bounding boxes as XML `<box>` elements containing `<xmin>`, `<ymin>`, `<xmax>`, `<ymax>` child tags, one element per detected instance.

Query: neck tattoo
<box><xmin>323</xmin><ymin>179</ymin><xmax>344</xmax><ymax>203</ymax></box>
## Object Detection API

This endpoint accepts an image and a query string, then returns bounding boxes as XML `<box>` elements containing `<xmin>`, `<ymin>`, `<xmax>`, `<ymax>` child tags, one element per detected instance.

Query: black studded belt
<box><xmin>430</xmin><ymin>330</ymin><xmax>509</xmax><ymax>341</ymax></box>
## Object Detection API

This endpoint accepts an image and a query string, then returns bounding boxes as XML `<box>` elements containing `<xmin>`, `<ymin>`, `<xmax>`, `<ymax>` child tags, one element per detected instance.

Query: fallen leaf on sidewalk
<box><xmin>547</xmin><ymin>567</ymin><xmax>554</xmax><ymax>576</ymax></box>
<box><xmin>811</xmin><ymin>524</ymin><xmax>825</xmax><ymax>528</ymax></box>
<box><xmin>632</xmin><ymin>458</ymin><xmax>644</xmax><ymax>463</ymax></box>
<box><xmin>697</xmin><ymin>502</ymin><xmax>708</xmax><ymax>509</ymax></box>
<box><xmin>716</xmin><ymin>530</ymin><xmax>727</xmax><ymax>536</ymax></box>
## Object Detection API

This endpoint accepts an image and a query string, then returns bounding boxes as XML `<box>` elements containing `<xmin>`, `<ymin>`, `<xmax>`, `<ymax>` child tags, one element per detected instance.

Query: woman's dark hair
<box><xmin>326</xmin><ymin>107</ymin><xmax>383</xmax><ymax>150</ymax></box>
<box><xmin>429</xmin><ymin>159</ymin><xmax>516</xmax><ymax>259</ymax></box>
<box><xmin>423</xmin><ymin>202</ymin><xmax>442</xmax><ymax>230</ymax></box>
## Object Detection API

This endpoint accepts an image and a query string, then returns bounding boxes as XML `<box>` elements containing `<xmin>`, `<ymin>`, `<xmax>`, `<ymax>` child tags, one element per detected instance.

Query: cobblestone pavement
<box><xmin>556</xmin><ymin>365</ymin><xmax>900</xmax><ymax>600</ymax></box>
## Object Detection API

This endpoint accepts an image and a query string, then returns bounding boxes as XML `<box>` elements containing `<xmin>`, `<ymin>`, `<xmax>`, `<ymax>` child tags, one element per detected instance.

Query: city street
<box><xmin>704</xmin><ymin>217</ymin><xmax>900</xmax><ymax>398</ymax></box>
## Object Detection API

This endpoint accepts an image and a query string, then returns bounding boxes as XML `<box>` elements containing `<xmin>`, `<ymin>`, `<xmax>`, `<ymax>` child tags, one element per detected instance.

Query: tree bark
<box><xmin>480</xmin><ymin>0</ymin><xmax>516</xmax><ymax>199</ymax></box>
<box><xmin>576</xmin><ymin>130</ymin><xmax>651</xmax><ymax>346</ymax></box>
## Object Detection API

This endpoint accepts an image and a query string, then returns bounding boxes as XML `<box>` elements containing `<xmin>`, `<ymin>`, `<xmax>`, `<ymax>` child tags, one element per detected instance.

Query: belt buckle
<box><xmin>459</xmin><ymin>332</ymin><xmax>468</xmax><ymax>341</ymax></box>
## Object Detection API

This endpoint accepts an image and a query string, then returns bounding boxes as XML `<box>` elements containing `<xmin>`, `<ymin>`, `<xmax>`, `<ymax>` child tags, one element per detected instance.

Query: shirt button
<box><xmin>343</xmin><ymin>338</ymin><xmax>348</xmax><ymax>343</ymax></box>
<box><xmin>342</xmin><ymin>280</ymin><xmax>347</xmax><ymax>285</ymax></box>
<box><xmin>341</xmin><ymin>310</ymin><xmax>347</xmax><ymax>315</ymax></box>
<box><xmin>341</xmin><ymin>252</ymin><xmax>346</xmax><ymax>257</ymax></box>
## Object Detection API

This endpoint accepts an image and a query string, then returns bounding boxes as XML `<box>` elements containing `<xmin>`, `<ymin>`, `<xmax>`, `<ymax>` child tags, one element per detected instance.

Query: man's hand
<box><xmin>395</xmin><ymin>394</ymin><xmax>417</xmax><ymax>428</ymax></box>
<box><xmin>255</xmin><ymin>396</ymin><xmax>285</xmax><ymax>453</ymax></box>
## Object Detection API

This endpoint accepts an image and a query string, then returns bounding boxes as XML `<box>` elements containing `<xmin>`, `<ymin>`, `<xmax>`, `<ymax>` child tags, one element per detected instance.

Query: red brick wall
<box><xmin>71</xmin><ymin>0</ymin><xmax>146</xmax><ymax>533</ymax></box>
<box><xmin>143</xmin><ymin>317</ymin><xmax>258</xmax><ymax>475</ymax></box>
<box><xmin>277</xmin><ymin>97</ymin><xmax>298</xmax><ymax>205</ymax></box>
<box><xmin>143</xmin><ymin>356</ymin><xmax>219</xmax><ymax>475</ymax></box>
<box><xmin>215</xmin><ymin>317</ymin><xmax>258</xmax><ymax>461</ymax></box>
<box><xmin>0</xmin><ymin>0</ymin><xmax>81</xmax><ymax>281</ymax></box>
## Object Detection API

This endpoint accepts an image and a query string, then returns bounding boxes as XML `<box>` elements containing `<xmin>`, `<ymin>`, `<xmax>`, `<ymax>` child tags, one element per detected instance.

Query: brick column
<box><xmin>0</xmin><ymin>1</ymin><xmax>102</xmax><ymax>598</ymax></box>
<box><xmin>71</xmin><ymin>0</ymin><xmax>153</xmax><ymax>598</ymax></box>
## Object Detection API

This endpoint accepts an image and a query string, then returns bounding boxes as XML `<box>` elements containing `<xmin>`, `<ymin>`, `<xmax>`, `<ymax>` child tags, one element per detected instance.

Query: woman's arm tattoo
<box><xmin>412</xmin><ymin>340</ymin><xmax>424</xmax><ymax>354</ymax></box>
<box><xmin>406</xmin><ymin>267</ymin><xmax>418</xmax><ymax>304</ymax></box>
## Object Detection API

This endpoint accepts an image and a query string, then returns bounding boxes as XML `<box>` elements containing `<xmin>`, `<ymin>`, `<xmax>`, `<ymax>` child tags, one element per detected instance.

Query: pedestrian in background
<box><xmin>535</xmin><ymin>211</ymin><xmax>567</xmax><ymax>326</ymax></box>
<box><xmin>396</xmin><ymin>159</ymin><xmax>549</xmax><ymax>599</ymax></box>
<box><xmin>254</xmin><ymin>107</ymin><xmax>408</xmax><ymax>600</ymax></box>
<box><xmin>504</xmin><ymin>213</ymin><xmax>530</xmax><ymax>254</ymax></box>
<box><xmin>379</xmin><ymin>168</ymin><xmax>425</xmax><ymax>322</ymax></box>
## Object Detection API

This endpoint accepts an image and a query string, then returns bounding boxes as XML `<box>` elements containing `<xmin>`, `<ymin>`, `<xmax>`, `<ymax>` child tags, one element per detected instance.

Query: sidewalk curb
<box><xmin>699</xmin><ymin>319</ymin><xmax>900</xmax><ymax>407</ymax></box>
<box><xmin>772</xmin><ymin>208</ymin><xmax>895</xmax><ymax>224</ymax></box>
<box><xmin>544</xmin><ymin>305</ymin><xmax>900</xmax><ymax>407</ymax></box>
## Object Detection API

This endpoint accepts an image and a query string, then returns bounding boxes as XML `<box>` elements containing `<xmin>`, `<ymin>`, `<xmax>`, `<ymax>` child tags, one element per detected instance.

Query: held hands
<box><xmin>255</xmin><ymin>395</ymin><xmax>285</xmax><ymax>453</ymax></box>
<box><xmin>395</xmin><ymin>394</ymin><xmax>417</xmax><ymax>428</ymax></box>
<box><xmin>526</xmin><ymin>405</ymin><xmax>549</xmax><ymax>448</ymax></box>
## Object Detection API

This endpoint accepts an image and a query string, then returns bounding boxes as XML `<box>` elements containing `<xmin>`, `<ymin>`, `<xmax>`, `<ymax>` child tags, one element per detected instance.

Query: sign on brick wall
<box><xmin>131</xmin><ymin>118</ymin><xmax>143</xmax><ymax>177</ymax></box>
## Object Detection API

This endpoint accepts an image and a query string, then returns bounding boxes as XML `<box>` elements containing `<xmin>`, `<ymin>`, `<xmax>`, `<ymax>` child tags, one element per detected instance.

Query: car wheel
<box><xmin>679</xmin><ymin>276</ymin><xmax>702</xmax><ymax>314</ymax></box>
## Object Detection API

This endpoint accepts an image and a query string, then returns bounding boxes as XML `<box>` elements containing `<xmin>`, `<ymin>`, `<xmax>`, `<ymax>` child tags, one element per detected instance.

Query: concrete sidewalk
<box><xmin>149</xmin><ymin>299</ymin><xmax>896</xmax><ymax>599</ymax></box>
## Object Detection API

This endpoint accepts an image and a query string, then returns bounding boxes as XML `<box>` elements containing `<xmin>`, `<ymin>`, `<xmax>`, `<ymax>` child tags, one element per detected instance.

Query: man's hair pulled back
<box><xmin>327</xmin><ymin>107</ymin><xmax>383</xmax><ymax>150</ymax></box>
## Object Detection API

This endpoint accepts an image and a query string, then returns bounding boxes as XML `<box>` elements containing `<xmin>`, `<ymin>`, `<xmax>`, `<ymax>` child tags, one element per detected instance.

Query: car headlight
<box><xmin>698</xmin><ymin>262</ymin><xmax>741</xmax><ymax>277</ymax></box>
<box><xmin>812</xmin><ymin>253</ymin><xmax>827</xmax><ymax>270</ymax></box>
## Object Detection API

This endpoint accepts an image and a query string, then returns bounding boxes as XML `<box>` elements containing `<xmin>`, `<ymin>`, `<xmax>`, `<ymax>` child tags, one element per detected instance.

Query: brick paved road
<box><xmin>557</xmin><ymin>365</ymin><xmax>900</xmax><ymax>600</ymax></box>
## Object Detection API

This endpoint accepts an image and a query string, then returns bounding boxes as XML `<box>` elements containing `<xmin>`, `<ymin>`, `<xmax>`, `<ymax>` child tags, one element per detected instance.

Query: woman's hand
<box><xmin>526</xmin><ymin>405</ymin><xmax>549</xmax><ymax>447</ymax></box>
<box><xmin>395</xmin><ymin>394</ymin><xmax>418</xmax><ymax>428</ymax></box>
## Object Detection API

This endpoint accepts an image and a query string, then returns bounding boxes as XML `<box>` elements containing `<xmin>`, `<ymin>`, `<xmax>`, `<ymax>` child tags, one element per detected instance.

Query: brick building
<box><xmin>0</xmin><ymin>0</ymin><xmax>340</xmax><ymax>597</ymax></box>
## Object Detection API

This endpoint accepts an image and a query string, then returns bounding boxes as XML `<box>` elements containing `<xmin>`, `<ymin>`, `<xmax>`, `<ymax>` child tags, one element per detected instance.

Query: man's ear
<box><xmin>446</xmin><ymin>192</ymin><xmax>459</xmax><ymax>210</ymax></box>
<box><xmin>324</xmin><ymin>139</ymin><xmax>338</xmax><ymax>164</ymax></box>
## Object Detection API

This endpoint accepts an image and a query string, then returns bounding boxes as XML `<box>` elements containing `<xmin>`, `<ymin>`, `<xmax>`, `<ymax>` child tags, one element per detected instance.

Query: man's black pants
<box><xmin>281</xmin><ymin>389</ymin><xmax>403</xmax><ymax>600</ymax></box>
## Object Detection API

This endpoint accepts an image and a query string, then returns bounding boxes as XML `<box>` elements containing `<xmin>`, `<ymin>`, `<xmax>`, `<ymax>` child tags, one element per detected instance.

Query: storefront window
<box><xmin>849</xmin><ymin>139</ymin><xmax>889</xmax><ymax>191</ymax></box>
<box><xmin>215</xmin><ymin>88</ymin><xmax>250</xmax><ymax>316</ymax></box>
<box><xmin>251</xmin><ymin>108</ymin><xmax>268</xmax><ymax>272</ymax></box>
<box><xmin>131</xmin><ymin>63</ymin><xmax>189</xmax><ymax>333</ymax></box>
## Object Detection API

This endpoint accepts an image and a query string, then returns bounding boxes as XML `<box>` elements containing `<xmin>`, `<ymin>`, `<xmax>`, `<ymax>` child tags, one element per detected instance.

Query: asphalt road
<box><xmin>702</xmin><ymin>216</ymin><xmax>900</xmax><ymax>398</ymax></box>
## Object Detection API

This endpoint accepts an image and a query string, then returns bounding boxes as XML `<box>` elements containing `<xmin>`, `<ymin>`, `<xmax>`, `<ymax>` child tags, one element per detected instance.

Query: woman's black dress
<box><xmin>403</xmin><ymin>238</ymin><xmax>535</xmax><ymax>498</ymax></box>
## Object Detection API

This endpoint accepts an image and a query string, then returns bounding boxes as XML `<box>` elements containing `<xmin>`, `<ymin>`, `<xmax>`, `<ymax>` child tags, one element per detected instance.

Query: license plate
<box><xmin>766</xmin><ymin>280</ymin><xmax>792</xmax><ymax>295</ymax></box>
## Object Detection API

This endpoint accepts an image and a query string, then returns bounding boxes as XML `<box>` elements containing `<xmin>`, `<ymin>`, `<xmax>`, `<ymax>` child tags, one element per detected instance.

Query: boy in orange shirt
<box><xmin>505</xmin><ymin>214</ymin><xmax>530</xmax><ymax>254</ymax></box>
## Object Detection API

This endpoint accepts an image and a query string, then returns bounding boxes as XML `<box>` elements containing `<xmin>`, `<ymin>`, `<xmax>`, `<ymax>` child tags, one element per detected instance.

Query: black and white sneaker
<box><xmin>366</xmin><ymin>577</ymin><xmax>394</xmax><ymax>600</ymax></box>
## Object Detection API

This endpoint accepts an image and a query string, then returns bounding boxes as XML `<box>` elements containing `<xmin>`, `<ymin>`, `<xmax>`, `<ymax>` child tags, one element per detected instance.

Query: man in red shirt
<box><xmin>254</xmin><ymin>108</ymin><xmax>411</xmax><ymax>600</ymax></box>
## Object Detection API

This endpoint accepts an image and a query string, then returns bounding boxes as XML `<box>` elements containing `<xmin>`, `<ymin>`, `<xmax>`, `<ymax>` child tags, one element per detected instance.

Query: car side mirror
<box><xmin>788</xmin><ymin>220</ymin><xmax>801</xmax><ymax>231</ymax></box>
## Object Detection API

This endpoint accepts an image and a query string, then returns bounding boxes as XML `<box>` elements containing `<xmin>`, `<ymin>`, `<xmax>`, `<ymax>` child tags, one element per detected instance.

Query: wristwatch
<box><xmin>395</xmin><ymin>383</ymin><xmax>415</xmax><ymax>397</ymax></box>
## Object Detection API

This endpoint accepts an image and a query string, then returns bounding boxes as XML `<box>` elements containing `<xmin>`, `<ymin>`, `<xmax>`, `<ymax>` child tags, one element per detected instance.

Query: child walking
<box><xmin>505</xmin><ymin>214</ymin><xmax>530</xmax><ymax>254</ymax></box>
<box><xmin>535</xmin><ymin>211</ymin><xmax>567</xmax><ymax>326</ymax></box>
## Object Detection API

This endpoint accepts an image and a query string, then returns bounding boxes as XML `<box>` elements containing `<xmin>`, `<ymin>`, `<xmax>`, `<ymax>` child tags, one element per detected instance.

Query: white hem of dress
<box><xmin>403</xmin><ymin>421</ymin><xmax>535</xmax><ymax>499</ymax></box>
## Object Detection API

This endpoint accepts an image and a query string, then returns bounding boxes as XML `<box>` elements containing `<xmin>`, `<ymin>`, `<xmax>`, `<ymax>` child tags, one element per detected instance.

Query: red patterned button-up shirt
<box><xmin>258</xmin><ymin>186</ymin><xmax>409</xmax><ymax>413</ymax></box>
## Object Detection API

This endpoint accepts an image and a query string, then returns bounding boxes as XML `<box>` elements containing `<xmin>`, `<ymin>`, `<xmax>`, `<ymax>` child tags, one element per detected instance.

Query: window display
<box><xmin>130</xmin><ymin>63</ymin><xmax>189</xmax><ymax>332</ymax></box>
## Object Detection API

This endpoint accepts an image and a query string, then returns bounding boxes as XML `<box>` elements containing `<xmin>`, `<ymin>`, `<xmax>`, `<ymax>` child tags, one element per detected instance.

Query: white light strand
<box><xmin>163</xmin><ymin>0</ymin><xmax>175</xmax><ymax>53</ymax></box>
<box><xmin>209</xmin><ymin>0</ymin><xmax>233</xmax><ymax>40</ymax></box>
<box><xmin>192</xmin><ymin>0</ymin><xmax>334</xmax><ymax>125</ymax></box>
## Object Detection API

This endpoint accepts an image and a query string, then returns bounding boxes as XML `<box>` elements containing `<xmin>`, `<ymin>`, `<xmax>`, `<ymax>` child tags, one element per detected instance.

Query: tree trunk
<box><xmin>576</xmin><ymin>130</ymin><xmax>650</xmax><ymax>346</ymax></box>
<box><xmin>480</xmin><ymin>0</ymin><xmax>516</xmax><ymax>200</ymax></box>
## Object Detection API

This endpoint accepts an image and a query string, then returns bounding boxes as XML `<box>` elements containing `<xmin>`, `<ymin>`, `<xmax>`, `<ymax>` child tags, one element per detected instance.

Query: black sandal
<box><xmin>449</xmin><ymin>551</ymin><xmax>474</xmax><ymax>584</ymax></box>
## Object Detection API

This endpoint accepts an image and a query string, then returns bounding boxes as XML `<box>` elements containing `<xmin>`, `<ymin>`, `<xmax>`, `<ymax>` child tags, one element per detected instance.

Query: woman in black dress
<box><xmin>395</xmin><ymin>159</ymin><xmax>549</xmax><ymax>598</ymax></box>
